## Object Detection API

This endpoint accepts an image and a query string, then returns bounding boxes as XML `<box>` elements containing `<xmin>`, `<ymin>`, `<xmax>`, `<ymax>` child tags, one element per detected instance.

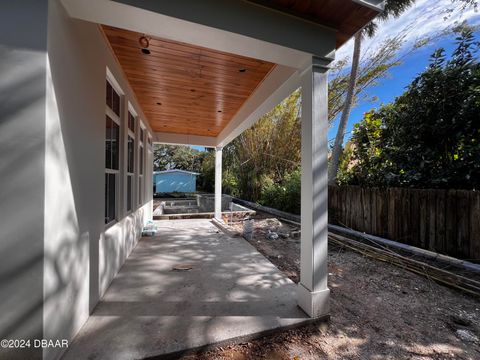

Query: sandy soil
<box><xmin>180</xmin><ymin>215</ymin><xmax>480</xmax><ymax>360</ymax></box>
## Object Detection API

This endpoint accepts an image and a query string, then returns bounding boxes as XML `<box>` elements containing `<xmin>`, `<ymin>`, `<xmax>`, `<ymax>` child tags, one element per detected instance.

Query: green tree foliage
<box><xmin>196</xmin><ymin>149</ymin><xmax>215</xmax><ymax>192</ymax></box>
<box><xmin>335</xmin><ymin>141</ymin><xmax>356</xmax><ymax>186</ymax></box>
<box><xmin>346</xmin><ymin>28</ymin><xmax>480</xmax><ymax>189</ymax></box>
<box><xmin>259</xmin><ymin>170</ymin><xmax>301</xmax><ymax>214</ymax></box>
<box><xmin>223</xmin><ymin>90</ymin><xmax>301</xmax><ymax>202</ymax></box>
<box><xmin>329</xmin><ymin>0</ymin><xmax>416</xmax><ymax>184</ymax></box>
<box><xmin>153</xmin><ymin>144</ymin><xmax>202</xmax><ymax>172</ymax></box>
<box><xmin>216</xmin><ymin>34</ymin><xmax>425</xmax><ymax>211</ymax></box>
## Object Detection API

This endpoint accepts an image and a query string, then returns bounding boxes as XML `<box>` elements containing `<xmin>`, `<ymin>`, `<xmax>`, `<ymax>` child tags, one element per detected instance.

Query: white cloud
<box><xmin>336</xmin><ymin>0</ymin><xmax>480</xmax><ymax>62</ymax></box>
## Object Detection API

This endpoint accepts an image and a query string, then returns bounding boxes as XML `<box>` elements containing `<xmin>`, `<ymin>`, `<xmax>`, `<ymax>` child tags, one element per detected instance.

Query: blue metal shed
<box><xmin>153</xmin><ymin>170</ymin><xmax>199</xmax><ymax>193</ymax></box>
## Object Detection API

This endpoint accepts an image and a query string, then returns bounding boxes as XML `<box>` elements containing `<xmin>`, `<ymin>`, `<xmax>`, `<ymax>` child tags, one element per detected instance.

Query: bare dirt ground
<box><xmin>180</xmin><ymin>213</ymin><xmax>480</xmax><ymax>360</ymax></box>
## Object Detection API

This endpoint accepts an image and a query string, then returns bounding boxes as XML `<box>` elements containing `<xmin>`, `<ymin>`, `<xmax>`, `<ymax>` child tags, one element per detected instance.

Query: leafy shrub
<box><xmin>346</xmin><ymin>27</ymin><xmax>480</xmax><ymax>190</ymax></box>
<box><xmin>259</xmin><ymin>170</ymin><xmax>301</xmax><ymax>214</ymax></box>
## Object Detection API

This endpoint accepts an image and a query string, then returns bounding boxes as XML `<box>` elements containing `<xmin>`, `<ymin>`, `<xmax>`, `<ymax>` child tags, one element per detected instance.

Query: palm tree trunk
<box><xmin>329</xmin><ymin>31</ymin><xmax>363</xmax><ymax>185</ymax></box>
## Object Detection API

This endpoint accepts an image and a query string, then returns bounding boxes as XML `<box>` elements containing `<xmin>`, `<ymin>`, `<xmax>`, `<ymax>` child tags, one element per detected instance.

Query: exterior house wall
<box><xmin>0</xmin><ymin>2</ymin><xmax>48</xmax><ymax>360</ymax></box>
<box><xmin>154</xmin><ymin>172</ymin><xmax>198</xmax><ymax>193</ymax></box>
<box><xmin>44</xmin><ymin>1</ymin><xmax>153</xmax><ymax>359</ymax></box>
<box><xmin>0</xmin><ymin>3</ymin><xmax>154</xmax><ymax>358</ymax></box>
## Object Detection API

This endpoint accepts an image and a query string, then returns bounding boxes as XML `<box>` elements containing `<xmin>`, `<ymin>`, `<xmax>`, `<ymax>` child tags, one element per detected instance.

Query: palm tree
<box><xmin>328</xmin><ymin>0</ymin><xmax>416</xmax><ymax>185</ymax></box>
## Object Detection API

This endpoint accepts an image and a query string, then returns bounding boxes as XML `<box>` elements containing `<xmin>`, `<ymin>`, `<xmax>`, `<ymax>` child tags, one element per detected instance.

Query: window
<box><xmin>105</xmin><ymin>115</ymin><xmax>120</xmax><ymax>170</ymax></box>
<box><xmin>139</xmin><ymin>144</ymin><xmax>144</xmax><ymax>176</ymax></box>
<box><xmin>106</xmin><ymin>81</ymin><xmax>120</xmax><ymax>117</ymax></box>
<box><xmin>105</xmin><ymin>79</ymin><xmax>121</xmax><ymax>225</ymax></box>
<box><xmin>105</xmin><ymin>173</ymin><xmax>116</xmax><ymax>224</ymax></box>
<box><xmin>126</xmin><ymin>110</ymin><xmax>136</xmax><ymax>212</ymax></box>
<box><xmin>128</xmin><ymin>111</ymin><xmax>135</xmax><ymax>132</ymax></box>
<box><xmin>138</xmin><ymin>124</ymin><xmax>145</xmax><ymax>205</ymax></box>
<box><xmin>127</xmin><ymin>136</ymin><xmax>135</xmax><ymax>173</ymax></box>
<box><xmin>147</xmin><ymin>135</ymin><xmax>153</xmax><ymax>199</ymax></box>
<box><xmin>127</xmin><ymin>175</ymin><xmax>133</xmax><ymax>213</ymax></box>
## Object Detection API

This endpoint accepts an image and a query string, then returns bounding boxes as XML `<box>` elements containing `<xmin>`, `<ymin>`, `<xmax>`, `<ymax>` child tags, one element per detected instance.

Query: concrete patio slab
<box><xmin>63</xmin><ymin>219</ymin><xmax>310</xmax><ymax>360</ymax></box>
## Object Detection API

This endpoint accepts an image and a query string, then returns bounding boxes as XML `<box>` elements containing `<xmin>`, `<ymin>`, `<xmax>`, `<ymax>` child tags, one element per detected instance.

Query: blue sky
<box><xmin>191</xmin><ymin>145</ymin><xmax>205</xmax><ymax>151</ymax></box>
<box><xmin>328</xmin><ymin>0</ymin><xmax>480</xmax><ymax>144</ymax></box>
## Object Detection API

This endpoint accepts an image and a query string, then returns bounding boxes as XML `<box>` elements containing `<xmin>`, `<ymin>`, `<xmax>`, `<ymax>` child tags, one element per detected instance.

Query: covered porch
<box><xmin>59</xmin><ymin>0</ymin><xmax>385</xmax><ymax>319</ymax></box>
<box><xmin>60</xmin><ymin>0</ymin><xmax>384</xmax><ymax>353</ymax></box>
<box><xmin>0</xmin><ymin>1</ymin><xmax>384</xmax><ymax>359</ymax></box>
<box><xmin>63</xmin><ymin>219</ymin><xmax>309</xmax><ymax>359</ymax></box>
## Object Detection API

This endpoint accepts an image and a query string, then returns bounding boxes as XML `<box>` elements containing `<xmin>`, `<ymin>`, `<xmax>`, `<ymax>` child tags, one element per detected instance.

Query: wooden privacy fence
<box><xmin>328</xmin><ymin>186</ymin><xmax>480</xmax><ymax>261</ymax></box>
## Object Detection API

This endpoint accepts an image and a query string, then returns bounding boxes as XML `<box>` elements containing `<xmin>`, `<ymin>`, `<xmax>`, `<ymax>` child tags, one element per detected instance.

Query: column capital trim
<box><xmin>299</xmin><ymin>56</ymin><xmax>332</xmax><ymax>77</ymax></box>
<box><xmin>312</xmin><ymin>56</ymin><xmax>332</xmax><ymax>72</ymax></box>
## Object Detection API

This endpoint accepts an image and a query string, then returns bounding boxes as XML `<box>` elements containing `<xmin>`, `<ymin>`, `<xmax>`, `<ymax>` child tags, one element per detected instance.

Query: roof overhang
<box><xmin>246</xmin><ymin>0</ymin><xmax>384</xmax><ymax>48</ymax></box>
<box><xmin>62</xmin><ymin>0</ymin><xmax>384</xmax><ymax>147</ymax></box>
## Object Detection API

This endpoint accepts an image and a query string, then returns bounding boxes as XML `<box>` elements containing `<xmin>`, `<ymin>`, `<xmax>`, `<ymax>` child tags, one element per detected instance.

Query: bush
<box><xmin>346</xmin><ymin>27</ymin><xmax>480</xmax><ymax>190</ymax></box>
<box><xmin>222</xmin><ymin>170</ymin><xmax>239</xmax><ymax>197</ymax></box>
<box><xmin>259</xmin><ymin>170</ymin><xmax>301</xmax><ymax>214</ymax></box>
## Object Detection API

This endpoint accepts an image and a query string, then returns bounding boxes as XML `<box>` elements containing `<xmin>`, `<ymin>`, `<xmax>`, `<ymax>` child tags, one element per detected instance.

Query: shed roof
<box><xmin>153</xmin><ymin>170</ymin><xmax>200</xmax><ymax>176</ymax></box>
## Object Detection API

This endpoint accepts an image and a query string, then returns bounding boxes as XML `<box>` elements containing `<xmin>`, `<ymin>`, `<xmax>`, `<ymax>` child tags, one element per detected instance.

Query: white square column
<box><xmin>214</xmin><ymin>146</ymin><xmax>223</xmax><ymax>221</ymax></box>
<box><xmin>297</xmin><ymin>57</ymin><xmax>331</xmax><ymax>318</ymax></box>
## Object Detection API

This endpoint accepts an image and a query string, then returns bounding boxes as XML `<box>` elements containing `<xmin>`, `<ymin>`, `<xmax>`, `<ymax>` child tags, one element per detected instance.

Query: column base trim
<box><xmin>297</xmin><ymin>283</ymin><xmax>330</xmax><ymax>318</ymax></box>
<box><xmin>212</xmin><ymin>217</ymin><xmax>225</xmax><ymax>225</ymax></box>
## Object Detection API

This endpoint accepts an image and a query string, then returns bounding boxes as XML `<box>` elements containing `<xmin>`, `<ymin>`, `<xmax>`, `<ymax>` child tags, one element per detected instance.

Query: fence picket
<box><xmin>328</xmin><ymin>186</ymin><xmax>478</xmax><ymax>261</ymax></box>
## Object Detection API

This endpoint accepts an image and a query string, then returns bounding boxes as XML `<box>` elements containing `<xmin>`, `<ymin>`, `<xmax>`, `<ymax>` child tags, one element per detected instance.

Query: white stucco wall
<box><xmin>0</xmin><ymin>2</ymin><xmax>48</xmax><ymax>359</ymax></box>
<box><xmin>44</xmin><ymin>1</ymin><xmax>153</xmax><ymax>359</ymax></box>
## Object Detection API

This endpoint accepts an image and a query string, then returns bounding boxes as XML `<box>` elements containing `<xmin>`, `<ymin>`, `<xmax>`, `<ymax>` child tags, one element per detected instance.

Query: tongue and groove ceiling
<box><xmin>102</xmin><ymin>25</ymin><xmax>276</xmax><ymax>137</ymax></box>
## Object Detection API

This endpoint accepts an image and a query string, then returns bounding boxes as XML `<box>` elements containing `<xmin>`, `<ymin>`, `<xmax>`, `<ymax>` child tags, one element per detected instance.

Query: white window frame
<box><xmin>126</xmin><ymin>103</ymin><xmax>137</xmax><ymax>214</ymax></box>
<box><xmin>138</xmin><ymin>121</ymin><xmax>146</xmax><ymax>206</ymax></box>
<box><xmin>147</xmin><ymin>134</ymin><xmax>153</xmax><ymax>200</ymax></box>
<box><xmin>105</xmin><ymin>73</ymin><xmax>123</xmax><ymax>228</ymax></box>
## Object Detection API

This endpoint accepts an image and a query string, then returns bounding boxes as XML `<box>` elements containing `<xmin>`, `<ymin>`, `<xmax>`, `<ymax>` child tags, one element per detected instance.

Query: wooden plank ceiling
<box><xmin>102</xmin><ymin>25</ymin><xmax>276</xmax><ymax>137</ymax></box>
<box><xmin>247</xmin><ymin>0</ymin><xmax>380</xmax><ymax>48</ymax></box>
